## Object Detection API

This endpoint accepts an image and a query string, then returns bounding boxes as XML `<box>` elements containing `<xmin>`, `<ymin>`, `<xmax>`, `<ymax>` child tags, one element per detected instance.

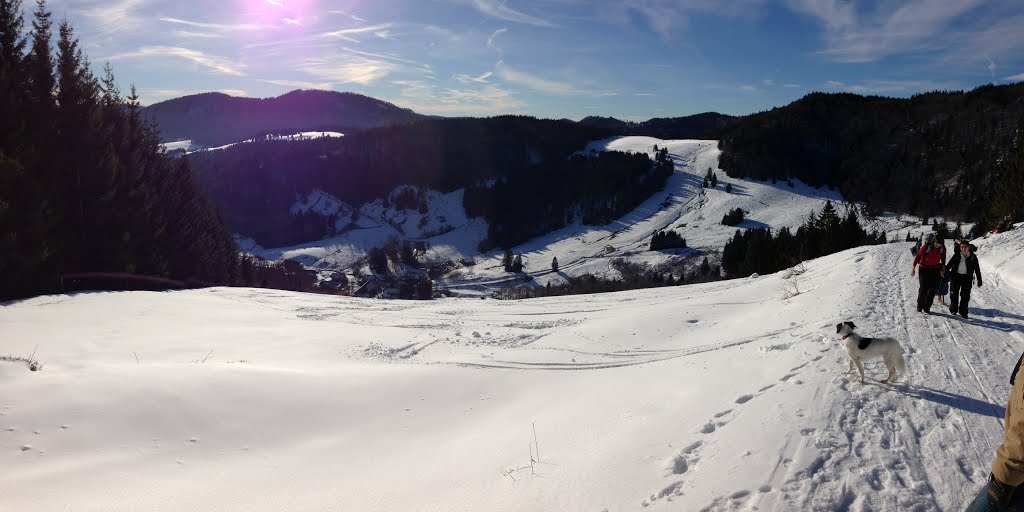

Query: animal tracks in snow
<box><xmin>648</xmin><ymin>372</ymin><xmax>792</xmax><ymax>507</ymax></box>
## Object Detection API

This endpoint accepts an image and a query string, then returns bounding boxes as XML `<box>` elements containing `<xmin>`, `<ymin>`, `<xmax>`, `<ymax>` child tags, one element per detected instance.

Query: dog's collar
<box><xmin>842</xmin><ymin>334</ymin><xmax>851</xmax><ymax>340</ymax></box>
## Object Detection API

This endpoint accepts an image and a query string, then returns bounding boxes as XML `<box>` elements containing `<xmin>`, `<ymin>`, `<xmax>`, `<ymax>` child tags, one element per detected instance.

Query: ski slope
<box><xmin>2</xmin><ymin>226</ymin><xmax>1022</xmax><ymax>511</ymax></box>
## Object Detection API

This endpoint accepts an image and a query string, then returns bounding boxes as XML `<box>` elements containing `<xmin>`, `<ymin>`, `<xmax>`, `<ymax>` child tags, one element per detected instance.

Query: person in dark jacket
<box><xmin>946</xmin><ymin>240</ymin><xmax>982</xmax><ymax>319</ymax></box>
<box><xmin>965</xmin><ymin>353</ymin><xmax>1024</xmax><ymax>511</ymax></box>
<box><xmin>911</xmin><ymin>233</ymin><xmax>946</xmax><ymax>314</ymax></box>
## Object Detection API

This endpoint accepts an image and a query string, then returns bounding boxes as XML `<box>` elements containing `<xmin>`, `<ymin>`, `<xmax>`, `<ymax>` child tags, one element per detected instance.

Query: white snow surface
<box><xmin>3</xmin><ymin>227</ymin><xmax>1024</xmax><ymax>511</ymax></box>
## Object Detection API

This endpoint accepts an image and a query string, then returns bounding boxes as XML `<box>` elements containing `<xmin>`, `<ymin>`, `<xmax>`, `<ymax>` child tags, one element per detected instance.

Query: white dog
<box><xmin>836</xmin><ymin>321</ymin><xmax>906</xmax><ymax>384</ymax></box>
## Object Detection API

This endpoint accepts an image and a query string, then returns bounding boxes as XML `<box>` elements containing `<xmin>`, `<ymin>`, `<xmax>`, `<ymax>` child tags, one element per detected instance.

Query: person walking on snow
<box><xmin>911</xmin><ymin>233</ymin><xmax>946</xmax><ymax>314</ymax></box>
<box><xmin>946</xmin><ymin>240</ymin><xmax>982</xmax><ymax>319</ymax></box>
<box><xmin>965</xmin><ymin>353</ymin><xmax>1024</xmax><ymax>511</ymax></box>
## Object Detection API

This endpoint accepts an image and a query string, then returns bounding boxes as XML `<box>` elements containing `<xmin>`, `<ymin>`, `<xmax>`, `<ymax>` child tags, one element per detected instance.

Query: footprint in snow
<box><xmin>735</xmin><ymin>394</ymin><xmax>754</xmax><ymax>404</ymax></box>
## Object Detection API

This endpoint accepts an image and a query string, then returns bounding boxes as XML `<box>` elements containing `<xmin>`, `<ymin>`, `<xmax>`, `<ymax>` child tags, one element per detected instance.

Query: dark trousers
<box><xmin>950</xmin><ymin>273</ymin><xmax>974</xmax><ymax>316</ymax></box>
<box><xmin>917</xmin><ymin>266</ymin><xmax>942</xmax><ymax>311</ymax></box>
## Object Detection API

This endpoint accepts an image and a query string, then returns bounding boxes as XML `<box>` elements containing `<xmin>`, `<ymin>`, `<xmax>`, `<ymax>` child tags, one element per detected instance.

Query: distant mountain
<box><xmin>578</xmin><ymin>112</ymin><xmax>739</xmax><ymax>139</ymax></box>
<box><xmin>142</xmin><ymin>90</ymin><xmax>427</xmax><ymax>146</ymax></box>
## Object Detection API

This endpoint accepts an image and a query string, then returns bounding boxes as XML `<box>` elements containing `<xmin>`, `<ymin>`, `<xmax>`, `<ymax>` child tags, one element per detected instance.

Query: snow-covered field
<box><xmin>3</xmin><ymin>226</ymin><xmax>1022</xmax><ymax>511</ymax></box>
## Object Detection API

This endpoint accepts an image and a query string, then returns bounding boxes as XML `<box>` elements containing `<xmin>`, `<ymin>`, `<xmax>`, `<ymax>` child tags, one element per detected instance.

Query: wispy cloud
<box><xmin>327</xmin><ymin>10</ymin><xmax>367</xmax><ymax>23</ymax></box>
<box><xmin>298</xmin><ymin>55</ymin><xmax>397</xmax><ymax>85</ymax></box>
<box><xmin>1005</xmin><ymin>73</ymin><xmax>1024</xmax><ymax>81</ymax></box>
<box><xmin>74</xmin><ymin>0</ymin><xmax>150</xmax><ymax>34</ymax></box>
<box><xmin>762</xmin><ymin>79</ymin><xmax>775</xmax><ymax>86</ymax></box>
<box><xmin>171</xmin><ymin>30</ymin><xmax>227</xmax><ymax>39</ymax></box>
<box><xmin>740</xmin><ymin>85</ymin><xmax>757</xmax><ymax>91</ymax></box>
<box><xmin>340</xmin><ymin>47</ymin><xmax>424</xmax><ymax>67</ymax></box>
<box><xmin>104</xmin><ymin>46</ymin><xmax>246</xmax><ymax>76</ymax></box>
<box><xmin>454</xmin><ymin>72</ymin><xmax>493</xmax><ymax>84</ymax></box>
<box><xmin>259</xmin><ymin>78</ymin><xmax>333</xmax><ymax>90</ymax></box>
<box><xmin>160</xmin><ymin>17</ymin><xmax>266</xmax><ymax>32</ymax></box>
<box><xmin>463</xmin><ymin>0</ymin><xmax>554</xmax><ymax>27</ymax></box>
<box><xmin>318</xmin><ymin>23</ymin><xmax>395</xmax><ymax>43</ymax></box>
<box><xmin>783</xmin><ymin>83</ymin><xmax>801</xmax><ymax>88</ymax></box>
<box><xmin>787</xmin><ymin>0</ymin><xmax>1007</xmax><ymax>63</ymax></box>
<box><xmin>495</xmin><ymin>61</ymin><xmax>578</xmax><ymax>95</ymax></box>
<box><xmin>588</xmin><ymin>0</ymin><xmax>762</xmax><ymax>42</ymax></box>
<box><xmin>487</xmin><ymin>28</ymin><xmax>508</xmax><ymax>51</ymax></box>
<box><xmin>391</xmin><ymin>79</ymin><xmax>527</xmax><ymax>115</ymax></box>
<box><xmin>219</xmin><ymin>89</ymin><xmax>248</xmax><ymax>97</ymax></box>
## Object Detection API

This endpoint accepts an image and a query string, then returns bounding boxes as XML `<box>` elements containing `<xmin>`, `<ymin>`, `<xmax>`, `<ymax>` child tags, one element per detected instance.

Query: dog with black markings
<box><xmin>836</xmin><ymin>321</ymin><xmax>906</xmax><ymax>384</ymax></box>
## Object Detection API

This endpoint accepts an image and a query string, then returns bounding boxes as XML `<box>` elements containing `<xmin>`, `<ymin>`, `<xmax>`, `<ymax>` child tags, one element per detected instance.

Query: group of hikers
<box><xmin>905</xmin><ymin>225</ymin><xmax>1024</xmax><ymax>510</ymax></box>
<box><xmin>910</xmin><ymin>232</ymin><xmax>982</xmax><ymax>317</ymax></box>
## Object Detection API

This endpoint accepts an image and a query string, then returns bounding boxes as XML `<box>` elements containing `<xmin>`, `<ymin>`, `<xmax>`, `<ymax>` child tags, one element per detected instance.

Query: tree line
<box><xmin>717</xmin><ymin>86</ymin><xmax>1024</xmax><ymax>230</ymax></box>
<box><xmin>721</xmin><ymin>201</ymin><xmax>886</xmax><ymax>278</ymax></box>
<box><xmin>0</xmin><ymin>0</ymin><xmax>239</xmax><ymax>300</ymax></box>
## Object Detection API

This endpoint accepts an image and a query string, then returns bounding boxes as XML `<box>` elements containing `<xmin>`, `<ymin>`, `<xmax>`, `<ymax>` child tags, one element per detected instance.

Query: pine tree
<box><xmin>725</xmin><ymin>183</ymin><xmax>732</xmax><ymax>193</ymax></box>
<box><xmin>512</xmin><ymin>254</ymin><xmax>523</xmax><ymax>273</ymax></box>
<box><xmin>502</xmin><ymin>248</ymin><xmax>513</xmax><ymax>272</ymax></box>
<box><xmin>551</xmin><ymin>256</ymin><xmax>558</xmax><ymax>273</ymax></box>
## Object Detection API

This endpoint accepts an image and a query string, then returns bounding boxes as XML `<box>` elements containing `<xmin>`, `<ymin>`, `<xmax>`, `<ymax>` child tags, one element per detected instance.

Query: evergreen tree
<box><xmin>512</xmin><ymin>254</ymin><xmax>523</xmax><ymax>273</ymax></box>
<box><xmin>725</xmin><ymin>183</ymin><xmax>733</xmax><ymax>193</ymax></box>
<box><xmin>551</xmin><ymin>256</ymin><xmax>558</xmax><ymax>273</ymax></box>
<box><xmin>502</xmin><ymin>248</ymin><xmax>514</xmax><ymax>272</ymax></box>
<box><xmin>699</xmin><ymin>257</ymin><xmax>711</xmax><ymax>276</ymax></box>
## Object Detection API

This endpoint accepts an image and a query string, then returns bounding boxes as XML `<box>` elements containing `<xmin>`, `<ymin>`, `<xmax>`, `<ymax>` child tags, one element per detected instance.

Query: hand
<box><xmin>911</xmin><ymin>267</ymin><xmax>916</xmax><ymax>277</ymax></box>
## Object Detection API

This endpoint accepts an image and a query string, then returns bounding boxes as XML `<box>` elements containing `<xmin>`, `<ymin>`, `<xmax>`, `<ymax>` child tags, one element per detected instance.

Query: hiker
<box><xmin>965</xmin><ymin>353</ymin><xmax>1024</xmax><ymax>511</ymax></box>
<box><xmin>911</xmin><ymin>233</ymin><xmax>946</xmax><ymax>314</ymax></box>
<box><xmin>994</xmin><ymin>215</ymin><xmax>1014</xmax><ymax>234</ymax></box>
<box><xmin>911</xmin><ymin>235</ymin><xmax>923</xmax><ymax>256</ymax></box>
<box><xmin>946</xmin><ymin>240</ymin><xmax>982</xmax><ymax>319</ymax></box>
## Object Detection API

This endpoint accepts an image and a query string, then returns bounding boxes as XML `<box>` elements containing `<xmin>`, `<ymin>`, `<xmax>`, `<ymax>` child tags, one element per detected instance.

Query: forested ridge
<box><xmin>142</xmin><ymin>89</ymin><xmax>426</xmax><ymax>147</ymax></box>
<box><xmin>717</xmin><ymin>84</ymin><xmax>1024</xmax><ymax>229</ymax></box>
<box><xmin>187</xmin><ymin>116</ymin><xmax>639</xmax><ymax>248</ymax></box>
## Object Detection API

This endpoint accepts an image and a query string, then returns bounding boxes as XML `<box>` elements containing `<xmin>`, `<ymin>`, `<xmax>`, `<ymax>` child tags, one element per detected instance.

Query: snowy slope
<box><xmin>252</xmin><ymin>136</ymin><xmax>916</xmax><ymax>293</ymax></box>
<box><xmin>3</xmin><ymin>227</ymin><xmax>1023</xmax><ymax>511</ymax></box>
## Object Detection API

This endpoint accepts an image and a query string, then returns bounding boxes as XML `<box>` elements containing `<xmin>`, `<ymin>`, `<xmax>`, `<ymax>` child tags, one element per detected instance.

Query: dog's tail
<box><xmin>887</xmin><ymin>340</ymin><xmax>906</xmax><ymax>382</ymax></box>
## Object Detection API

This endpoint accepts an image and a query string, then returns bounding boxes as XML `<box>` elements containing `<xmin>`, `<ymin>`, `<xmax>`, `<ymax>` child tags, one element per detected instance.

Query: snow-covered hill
<box><xmin>2</xmin><ymin>226</ymin><xmax>1022</xmax><ymax>511</ymax></box>
<box><xmin>242</xmin><ymin>136</ymin><xmax>928</xmax><ymax>294</ymax></box>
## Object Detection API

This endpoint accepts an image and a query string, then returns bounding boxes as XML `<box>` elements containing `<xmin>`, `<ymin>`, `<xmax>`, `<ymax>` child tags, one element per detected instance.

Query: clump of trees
<box><xmin>722</xmin><ymin>208</ymin><xmax>745</xmax><ymax>226</ymax></box>
<box><xmin>720</xmin><ymin>201</ymin><xmax>886</xmax><ymax>278</ymax></box>
<box><xmin>0</xmin><ymin>0</ymin><xmax>238</xmax><ymax>300</ymax></box>
<box><xmin>650</xmin><ymin>230</ymin><xmax>687</xmax><ymax>250</ymax></box>
<box><xmin>496</xmin><ymin>256</ymin><xmax>721</xmax><ymax>300</ymax></box>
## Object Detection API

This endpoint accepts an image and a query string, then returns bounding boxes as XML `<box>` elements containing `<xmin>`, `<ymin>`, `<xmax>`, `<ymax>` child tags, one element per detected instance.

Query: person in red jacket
<box><xmin>911</xmin><ymin>233</ymin><xmax>946</xmax><ymax>314</ymax></box>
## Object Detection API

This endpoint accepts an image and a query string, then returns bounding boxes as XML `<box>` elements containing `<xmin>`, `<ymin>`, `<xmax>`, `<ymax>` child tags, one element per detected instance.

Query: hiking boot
<box><xmin>950</xmin><ymin>307</ymin><xmax>956</xmax><ymax>314</ymax></box>
<box><xmin>961</xmin><ymin>313</ymin><xmax>969</xmax><ymax>319</ymax></box>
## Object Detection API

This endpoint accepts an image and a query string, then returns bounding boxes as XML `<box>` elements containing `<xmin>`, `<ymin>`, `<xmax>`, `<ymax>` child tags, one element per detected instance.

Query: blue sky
<box><xmin>45</xmin><ymin>0</ymin><xmax>1024</xmax><ymax>120</ymax></box>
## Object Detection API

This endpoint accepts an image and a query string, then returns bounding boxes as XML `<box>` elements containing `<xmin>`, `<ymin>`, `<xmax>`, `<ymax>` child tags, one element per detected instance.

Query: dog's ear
<box><xmin>836</xmin><ymin>323</ymin><xmax>843</xmax><ymax>334</ymax></box>
<box><xmin>844</xmin><ymin>321</ymin><xmax>856</xmax><ymax>330</ymax></box>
